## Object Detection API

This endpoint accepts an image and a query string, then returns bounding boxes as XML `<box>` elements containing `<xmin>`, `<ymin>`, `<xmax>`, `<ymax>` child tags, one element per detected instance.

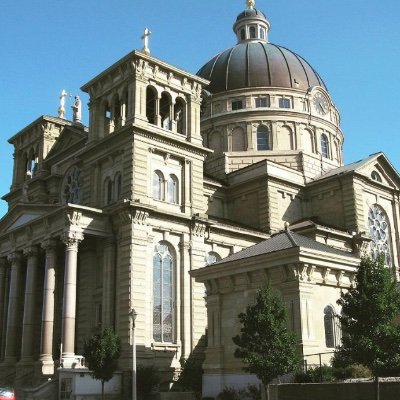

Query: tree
<box><xmin>232</xmin><ymin>285</ymin><xmax>300</xmax><ymax>399</ymax></box>
<box><xmin>83</xmin><ymin>327</ymin><xmax>121</xmax><ymax>400</ymax></box>
<box><xmin>333</xmin><ymin>256</ymin><xmax>400</xmax><ymax>399</ymax></box>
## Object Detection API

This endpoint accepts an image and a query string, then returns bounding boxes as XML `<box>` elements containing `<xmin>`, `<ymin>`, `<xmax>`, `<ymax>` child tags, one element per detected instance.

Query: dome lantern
<box><xmin>233</xmin><ymin>0</ymin><xmax>270</xmax><ymax>44</ymax></box>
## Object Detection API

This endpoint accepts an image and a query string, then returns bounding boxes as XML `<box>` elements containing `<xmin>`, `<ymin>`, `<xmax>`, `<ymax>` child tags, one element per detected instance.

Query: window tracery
<box><xmin>368</xmin><ymin>204</ymin><xmax>392</xmax><ymax>265</ymax></box>
<box><xmin>62</xmin><ymin>166</ymin><xmax>81</xmax><ymax>204</ymax></box>
<box><xmin>153</xmin><ymin>243</ymin><xmax>175</xmax><ymax>343</ymax></box>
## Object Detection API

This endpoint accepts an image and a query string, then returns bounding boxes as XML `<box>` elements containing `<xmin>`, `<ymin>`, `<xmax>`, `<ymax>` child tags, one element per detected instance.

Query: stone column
<box><xmin>0</xmin><ymin>258</ymin><xmax>7</xmax><ymax>360</ymax></box>
<box><xmin>20</xmin><ymin>246</ymin><xmax>40</xmax><ymax>363</ymax></box>
<box><xmin>4</xmin><ymin>252</ymin><xmax>23</xmax><ymax>364</ymax></box>
<box><xmin>61</xmin><ymin>231</ymin><xmax>83</xmax><ymax>368</ymax></box>
<box><xmin>39</xmin><ymin>239</ymin><xmax>58</xmax><ymax>375</ymax></box>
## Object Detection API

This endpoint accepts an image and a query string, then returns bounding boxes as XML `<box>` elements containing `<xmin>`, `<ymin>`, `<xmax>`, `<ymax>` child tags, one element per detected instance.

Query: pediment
<box><xmin>45</xmin><ymin>128</ymin><xmax>86</xmax><ymax>160</ymax></box>
<box><xmin>354</xmin><ymin>153</ymin><xmax>400</xmax><ymax>189</ymax></box>
<box><xmin>0</xmin><ymin>205</ymin><xmax>57</xmax><ymax>234</ymax></box>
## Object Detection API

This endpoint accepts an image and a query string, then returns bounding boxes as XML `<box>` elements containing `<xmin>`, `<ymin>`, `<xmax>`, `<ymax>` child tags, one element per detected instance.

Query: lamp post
<box><xmin>129</xmin><ymin>308</ymin><xmax>138</xmax><ymax>400</ymax></box>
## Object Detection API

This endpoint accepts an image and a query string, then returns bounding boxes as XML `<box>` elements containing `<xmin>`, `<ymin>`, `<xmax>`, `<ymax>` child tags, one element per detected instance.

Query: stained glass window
<box><xmin>153</xmin><ymin>243</ymin><xmax>174</xmax><ymax>343</ymax></box>
<box><xmin>368</xmin><ymin>205</ymin><xmax>392</xmax><ymax>265</ymax></box>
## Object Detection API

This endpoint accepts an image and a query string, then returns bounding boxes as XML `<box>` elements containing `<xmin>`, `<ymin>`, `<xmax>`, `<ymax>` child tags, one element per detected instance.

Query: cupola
<box><xmin>233</xmin><ymin>0</ymin><xmax>271</xmax><ymax>43</ymax></box>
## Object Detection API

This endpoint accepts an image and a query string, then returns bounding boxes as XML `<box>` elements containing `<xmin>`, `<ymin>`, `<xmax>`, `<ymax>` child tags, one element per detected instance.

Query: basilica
<box><xmin>0</xmin><ymin>1</ymin><xmax>399</xmax><ymax>398</ymax></box>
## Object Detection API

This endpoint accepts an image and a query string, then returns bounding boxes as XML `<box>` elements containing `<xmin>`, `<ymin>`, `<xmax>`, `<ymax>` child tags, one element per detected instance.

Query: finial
<box><xmin>141</xmin><ymin>28</ymin><xmax>152</xmax><ymax>55</ymax></box>
<box><xmin>247</xmin><ymin>0</ymin><xmax>255</xmax><ymax>9</ymax></box>
<box><xmin>58</xmin><ymin>89</ymin><xmax>68</xmax><ymax>118</ymax></box>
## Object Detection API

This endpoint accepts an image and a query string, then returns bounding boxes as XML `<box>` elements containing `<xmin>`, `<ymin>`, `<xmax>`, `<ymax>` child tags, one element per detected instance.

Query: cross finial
<box><xmin>247</xmin><ymin>0</ymin><xmax>256</xmax><ymax>9</ymax></box>
<box><xmin>141</xmin><ymin>28</ymin><xmax>152</xmax><ymax>55</ymax></box>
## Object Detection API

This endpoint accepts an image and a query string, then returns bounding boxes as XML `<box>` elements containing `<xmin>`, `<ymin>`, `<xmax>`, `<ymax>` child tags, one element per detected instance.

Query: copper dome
<box><xmin>197</xmin><ymin>42</ymin><xmax>327</xmax><ymax>94</ymax></box>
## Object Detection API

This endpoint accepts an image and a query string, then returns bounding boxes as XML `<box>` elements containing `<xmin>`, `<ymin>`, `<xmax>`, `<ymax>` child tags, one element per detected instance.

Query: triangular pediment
<box><xmin>0</xmin><ymin>204</ymin><xmax>58</xmax><ymax>234</ymax></box>
<box><xmin>312</xmin><ymin>152</ymin><xmax>400</xmax><ymax>189</ymax></box>
<box><xmin>45</xmin><ymin>127</ymin><xmax>86</xmax><ymax>160</ymax></box>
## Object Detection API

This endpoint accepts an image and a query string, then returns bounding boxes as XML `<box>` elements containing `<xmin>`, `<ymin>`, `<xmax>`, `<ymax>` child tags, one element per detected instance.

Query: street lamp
<box><xmin>129</xmin><ymin>308</ymin><xmax>138</xmax><ymax>400</ymax></box>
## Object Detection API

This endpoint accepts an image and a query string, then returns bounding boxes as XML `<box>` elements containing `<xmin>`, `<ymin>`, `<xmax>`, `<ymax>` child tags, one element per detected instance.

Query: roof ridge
<box><xmin>285</xmin><ymin>229</ymin><xmax>299</xmax><ymax>247</ymax></box>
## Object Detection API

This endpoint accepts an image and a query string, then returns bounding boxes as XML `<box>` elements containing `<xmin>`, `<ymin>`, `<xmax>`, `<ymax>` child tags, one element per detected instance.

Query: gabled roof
<box><xmin>213</xmin><ymin>229</ymin><xmax>355</xmax><ymax>266</ymax></box>
<box><xmin>311</xmin><ymin>152</ymin><xmax>400</xmax><ymax>186</ymax></box>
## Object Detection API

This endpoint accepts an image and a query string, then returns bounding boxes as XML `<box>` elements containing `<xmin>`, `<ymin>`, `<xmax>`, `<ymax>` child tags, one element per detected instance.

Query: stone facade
<box><xmin>0</xmin><ymin>2</ymin><xmax>399</xmax><ymax>398</ymax></box>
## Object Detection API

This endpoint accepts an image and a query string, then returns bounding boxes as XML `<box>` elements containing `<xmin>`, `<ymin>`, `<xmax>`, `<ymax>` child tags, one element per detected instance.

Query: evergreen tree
<box><xmin>334</xmin><ymin>256</ymin><xmax>400</xmax><ymax>376</ymax></box>
<box><xmin>83</xmin><ymin>327</ymin><xmax>121</xmax><ymax>400</ymax></box>
<box><xmin>334</xmin><ymin>256</ymin><xmax>400</xmax><ymax>400</ymax></box>
<box><xmin>232</xmin><ymin>285</ymin><xmax>299</xmax><ymax>399</ymax></box>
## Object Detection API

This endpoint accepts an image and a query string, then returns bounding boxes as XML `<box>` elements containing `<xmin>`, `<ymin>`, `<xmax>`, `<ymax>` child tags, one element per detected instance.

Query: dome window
<box><xmin>231</xmin><ymin>100</ymin><xmax>244</xmax><ymax>111</ymax></box>
<box><xmin>279</xmin><ymin>98</ymin><xmax>291</xmax><ymax>109</ymax></box>
<box><xmin>260</xmin><ymin>27</ymin><xmax>265</xmax><ymax>40</ymax></box>
<box><xmin>249</xmin><ymin>26</ymin><xmax>256</xmax><ymax>39</ymax></box>
<box><xmin>240</xmin><ymin>29</ymin><xmax>246</xmax><ymax>40</ymax></box>
<box><xmin>320</xmin><ymin>133</ymin><xmax>330</xmax><ymax>159</ymax></box>
<box><xmin>257</xmin><ymin>125</ymin><xmax>270</xmax><ymax>151</ymax></box>
<box><xmin>371</xmin><ymin>171</ymin><xmax>382</xmax><ymax>183</ymax></box>
<box><xmin>255</xmin><ymin>96</ymin><xmax>269</xmax><ymax>108</ymax></box>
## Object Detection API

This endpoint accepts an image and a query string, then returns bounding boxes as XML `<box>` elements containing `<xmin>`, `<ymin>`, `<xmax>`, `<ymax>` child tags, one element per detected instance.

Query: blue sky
<box><xmin>0</xmin><ymin>0</ymin><xmax>399</xmax><ymax>217</ymax></box>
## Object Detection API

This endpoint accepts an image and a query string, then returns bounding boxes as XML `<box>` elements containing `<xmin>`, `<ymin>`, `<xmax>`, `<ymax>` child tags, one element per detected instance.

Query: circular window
<box><xmin>368</xmin><ymin>205</ymin><xmax>391</xmax><ymax>265</ymax></box>
<box><xmin>62</xmin><ymin>166</ymin><xmax>81</xmax><ymax>204</ymax></box>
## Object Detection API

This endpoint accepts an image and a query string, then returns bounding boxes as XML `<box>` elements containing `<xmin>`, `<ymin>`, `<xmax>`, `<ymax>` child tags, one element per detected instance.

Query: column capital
<box><xmin>61</xmin><ymin>230</ymin><xmax>84</xmax><ymax>249</ymax></box>
<box><xmin>7</xmin><ymin>251</ymin><xmax>22</xmax><ymax>265</ymax></box>
<box><xmin>23</xmin><ymin>245</ymin><xmax>40</xmax><ymax>258</ymax></box>
<box><xmin>41</xmin><ymin>239</ymin><xmax>58</xmax><ymax>251</ymax></box>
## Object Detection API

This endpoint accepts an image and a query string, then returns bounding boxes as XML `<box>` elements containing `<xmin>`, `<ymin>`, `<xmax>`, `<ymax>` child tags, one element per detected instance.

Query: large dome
<box><xmin>197</xmin><ymin>42</ymin><xmax>326</xmax><ymax>94</ymax></box>
<box><xmin>197</xmin><ymin>2</ymin><xmax>326</xmax><ymax>94</ymax></box>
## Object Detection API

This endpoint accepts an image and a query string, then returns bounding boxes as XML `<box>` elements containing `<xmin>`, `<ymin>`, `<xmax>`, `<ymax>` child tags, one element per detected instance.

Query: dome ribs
<box><xmin>267</xmin><ymin>43</ymin><xmax>292</xmax><ymax>88</ymax></box>
<box><xmin>261</xmin><ymin>43</ymin><xmax>272</xmax><ymax>86</ymax></box>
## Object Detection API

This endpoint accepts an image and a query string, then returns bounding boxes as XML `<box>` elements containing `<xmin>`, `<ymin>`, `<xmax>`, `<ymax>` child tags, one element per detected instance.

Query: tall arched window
<box><xmin>153</xmin><ymin>170</ymin><xmax>164</xmax><ymax>201</ymax></box>
<box><xmin>320</xmin><ymin>133</ymin><xmax>330</xmax><ymax>159</ymax></box>
<box><xmin>368</xmin><ymin>204</ymin><xmax>392</xmax><ymax>265</ymax></box>
<box><xmin>160</xmin><ymin>92</ymin><xmax>172</xmax><ymax>130</ymax></box>
<box><xmin>324</xmin><ymin>305</ymin><xmax>338</xmax><ymax>348</ymax></box>
<box><xmin>167</xmin><ymin>174</ymin><xmax>179</xmax><ymax>204</ymax></box>
<box><xmin>146</xmin><ymin>87</ymin><xmax>157</xmax><ymax>125</ymax></box>
<box><xmin>153</xmin><ymin>243</ymin><xmax>175</xmax><ymax>343</ymax></box>
<box><xmin>249</xmin><ymin>26</ymin><xmax>256</xmax><ymax>39</ymax></box>
<box><xmin>257</xmin><ymin>125</ymin><xmax>270</xmax><ymax>150</ymax></box>
<box><xmin>105</xmin><ymin>179</ymin><xmax>113</xmax><ymax>204</ymax></box>
<box><xmin>240</xmin><ymin>29</ymin><xmax>246</xmax><ymax>40</ymax></box>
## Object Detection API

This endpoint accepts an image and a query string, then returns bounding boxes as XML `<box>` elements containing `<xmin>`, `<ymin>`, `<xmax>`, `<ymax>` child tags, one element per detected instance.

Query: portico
<box><xmin>0</xmin><ymin>204</ymin><xmax>110</xmax><ymax>381</ymax></box>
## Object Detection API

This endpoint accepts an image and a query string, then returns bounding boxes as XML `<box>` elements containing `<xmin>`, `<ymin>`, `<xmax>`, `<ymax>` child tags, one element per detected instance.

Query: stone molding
<box><xmin>61</xmin><ymin>230</ymin><xmax>84</xmax><ymax>249</ymax></box>
<box><xmin>7</xmin><ymin>251</ymin><xmax>22</xmax><ymax>264</ymax></box>
<box><xmin>23</xmin><ymin>245</ymin><xmax>39</xmax><ymax>258</ymax></box>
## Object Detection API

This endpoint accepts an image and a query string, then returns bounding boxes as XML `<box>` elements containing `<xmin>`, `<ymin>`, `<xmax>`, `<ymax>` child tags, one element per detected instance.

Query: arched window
<box><xmin>240</xmin><ymin>29</ymin><xmax>246</xmax><ymax>40</ymax></box>
<box><xmin>160</xmin><ymin>92</ymin><xmax>172</xmax><ymax>130</ymax></box>
<box><xmin>146</xmin><ymin>87</ymin><xmax>157</xmax><ymax>125</ymax></box>
<box><xmin>324</xmin><ymin>305</ymin><xmax>338</xmax><ymax>348</ymax></box>
<box><xmin>320</xmin><ymin>133</ymin><xmax>330</xmax><ymax>159</ymax></box>
<box><xmin>174</xmin><ymin>98</ymin><xmax>186</xmax><ymax>135</ymax></box>
<box><xmin>257</xmin><ymin>125</ymin><xmax>270</xmax><ymax>150</ymax></box>
<box><xmin>103</xmin><ymin>102</ymin><xmax>111</xmax><ymax>135</ymax></box>
<box><xmin>205</xmin><ymin>251</ymin><xmax>221</xmax><ymax>266</ymax></box>
<box><xmin>371</xmin><ymin>171</ymin><xmax>382</xmax><ymax>182</ymax></box>
<box><xmin>260</xmin><ymin>27</ymin><xmax>265</xmax><ymax>40</ymax></box>
<box><xmin>368</xmin><ymin>204</ymin><xmax>392</xmax><ymax>265</ymax></box>
<box><xmin>167</xmin><ymin>174</ymin><xmax>179</xmax><ymax>204</ymax></box>
<box><xmin>153</xmin><ymin>243</ymin><xmax>175</xmax><ymax>343</ymax></box>
<box><xmin>153</xmin><ymin>170</ymin><xmax>164</xmax><ymax>201</ymax></box>
<box><xmin>249</xmin><ymin>26</ymin><xmax>256</xmax><ymax>39</ymax></box>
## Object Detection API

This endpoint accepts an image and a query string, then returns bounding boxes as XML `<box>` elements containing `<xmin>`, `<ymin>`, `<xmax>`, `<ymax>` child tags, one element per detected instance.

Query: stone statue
<box><xmin>58</xmin><ymin>89</ymin><xmax>68</xmax><ymax>118</ymax></box>
<box><xmin>71</xmin><ymin>96</ymin><xmax>82</xmax><ymax>123</ymax></box>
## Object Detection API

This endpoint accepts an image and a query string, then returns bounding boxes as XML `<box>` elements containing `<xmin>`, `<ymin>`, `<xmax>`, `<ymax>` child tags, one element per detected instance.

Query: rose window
<box><xmin>62</xmin><ymin>166</ymin><xmax>81</xmax><ymax>204</ymax></box>
<box><xmin>368</xmin><ymin>205</ymin><xmax>391</xmax><ymax>265</ymax></box>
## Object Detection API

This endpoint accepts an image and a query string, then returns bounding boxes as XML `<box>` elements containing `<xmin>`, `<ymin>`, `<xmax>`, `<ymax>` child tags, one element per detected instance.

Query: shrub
<box><xmin>175</xmin><ymin>357</ymin><xmax>203</xmax><ymax>393</ymax></box>
<box><xmin>137</xmin><ymin>365</ymin><xmax>160</xmax><ymax>399</ymax></box>
<box><xmin>216</xmin><ymin>385</ymin><xmax>261</xmax><ymax>400</ymax></box>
